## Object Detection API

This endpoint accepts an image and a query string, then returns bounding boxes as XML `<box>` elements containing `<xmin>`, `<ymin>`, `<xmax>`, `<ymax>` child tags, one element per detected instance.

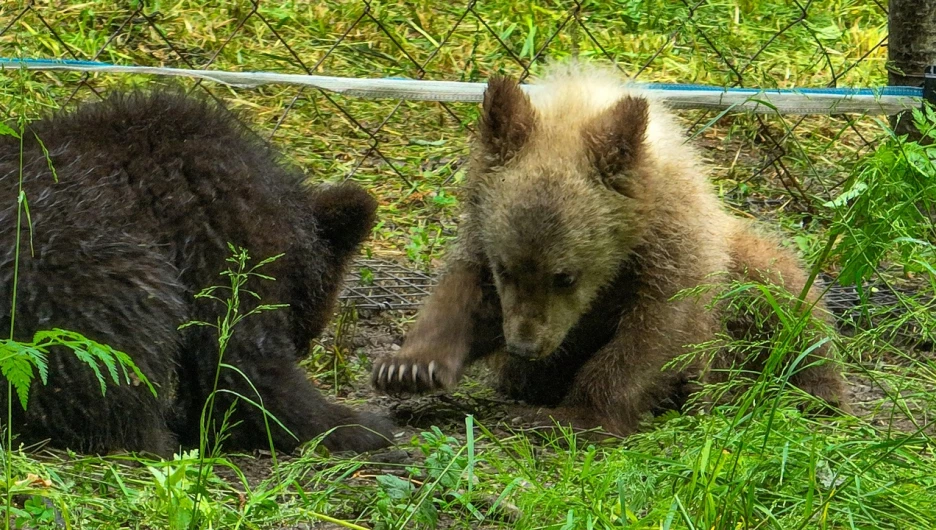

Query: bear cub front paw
<box><xmin>372</xmin><ymin>354</ymin><xmax>460</xmax><ymax>394</ymax></box>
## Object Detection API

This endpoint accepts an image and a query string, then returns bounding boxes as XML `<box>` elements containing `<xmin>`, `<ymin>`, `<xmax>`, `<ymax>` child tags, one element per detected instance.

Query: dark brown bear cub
<box><xmin>373</xmin><ymin>64</ymin><xmax>848</xmax><ymax>436</ymax></box>
<box><xmin>0</xmin><ymin>91</ymin><xmax>393</xmax><ymax>455</ymax></box>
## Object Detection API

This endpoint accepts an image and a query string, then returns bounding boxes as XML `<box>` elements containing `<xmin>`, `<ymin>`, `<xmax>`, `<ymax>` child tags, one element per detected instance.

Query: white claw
<box><xmin>387</xmin><ymin>365</ymin><xmax>396</xmax><ymax>382</ymax></box>
<box><xmin>398</xmin><ymin>363</ymin><xmax>407</xmax><ymax>382</ymax></box>
<box><xmin>412</xmin><ymin>364</ymin><xmax>419</xmax><ymax>382</ymax></box>
<box><xmin>428</xmin><ymin>361</ymin><xmax>437</xmax><ymax>384</ymax></box>
<box><xmin>377</xmin><ymin>363</ymin><xmax>386</xmax><ymax>383</ymax></box>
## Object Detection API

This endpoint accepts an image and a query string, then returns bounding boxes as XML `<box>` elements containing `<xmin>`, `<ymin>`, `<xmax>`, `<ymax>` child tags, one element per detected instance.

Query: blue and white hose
<box><xmin>0</xmin><ymin>58</ymin><xmax>923</xmax><ymax>115</ymax></box>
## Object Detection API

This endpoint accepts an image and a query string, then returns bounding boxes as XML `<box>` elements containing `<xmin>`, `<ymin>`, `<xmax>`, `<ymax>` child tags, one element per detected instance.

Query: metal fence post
<box><xmin>888</xmin><ymin>0</ymin><xmax>936</xmax><ymax>136</ymax></box>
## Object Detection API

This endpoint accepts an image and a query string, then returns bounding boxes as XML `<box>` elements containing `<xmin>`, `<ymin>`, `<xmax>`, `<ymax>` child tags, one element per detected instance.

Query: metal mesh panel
<box><xmin>340</xmin><ymin>259</ymin><xmax>436</xmax><ymax>310</ymax></box>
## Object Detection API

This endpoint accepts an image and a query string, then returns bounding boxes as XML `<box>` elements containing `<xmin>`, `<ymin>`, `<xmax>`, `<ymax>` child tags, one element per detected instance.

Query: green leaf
<box><xmin>0</xmin><ymin>348</ymin><xmax>35</xmax><ymax>409</ymax></box>
<box><xmin>0</xmin><ymin>339</ymin><xmax>50</xmax><ymax>409</ymax></box>
<box><xmin>376</xmin><ymin>474</ymin><xmax>416</xmax><ymax>501</ymax></box>
<box><xmin>0</xmin><ymin>122</ymin><xmax>21</xmax><ymax>138</ymax></box>
<box><xmin>33</xmin><ymin>132</ymin><xmax>59</xmax><ymax>182</ymax></box>
<box><xmin>805</xmin><ymin>21</ymin><xmax>843</xmax><ymax>41</ymax></box>
<box><xmin>32</xmin><ymin>328</ymin><xmax>156</xmax><ymax>397</ymax></box>
<box><xmin>252</xmin><ymin>252</ymin><xmax>284</xmax><ymax>269</ymax></box>
<box><xmin>822</xmin><ymin>182</ymin><xmax>868</xmax><ymax>209</ymax></box>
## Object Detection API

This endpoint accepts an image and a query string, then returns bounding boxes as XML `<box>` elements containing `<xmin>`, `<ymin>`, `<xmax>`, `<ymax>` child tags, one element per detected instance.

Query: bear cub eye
<box><xmin>553</xmin><ymin>272</ymin><xmax>577</xmax><ymax>289</ymax></box>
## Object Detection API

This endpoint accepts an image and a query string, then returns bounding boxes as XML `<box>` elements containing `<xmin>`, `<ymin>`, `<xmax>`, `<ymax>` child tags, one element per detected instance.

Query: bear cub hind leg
<box><xmin>726</xmin><ymin>227</ymin><xmax>849</xmax><ymax>412</ymax></box>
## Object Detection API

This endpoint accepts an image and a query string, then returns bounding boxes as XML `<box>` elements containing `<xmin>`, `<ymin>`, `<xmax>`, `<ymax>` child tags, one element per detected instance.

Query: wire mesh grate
<box><xmin>339</xmin><ymin>258</ymin><xmax>437</xmax><ymax>311</ymax></box>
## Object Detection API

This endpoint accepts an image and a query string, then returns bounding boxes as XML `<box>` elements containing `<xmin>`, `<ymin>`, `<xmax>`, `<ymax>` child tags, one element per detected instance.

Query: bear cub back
<box><xmin>0</xmin><ymin>91</ymin><xmax>393</xmax><ymax>455</ymax></box>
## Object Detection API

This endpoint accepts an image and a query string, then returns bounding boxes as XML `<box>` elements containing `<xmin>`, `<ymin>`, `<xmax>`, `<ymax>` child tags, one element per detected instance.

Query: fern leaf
<box><xmin>0</xmin><ymin>340</ymin><xmax>44</xmax><ymax>409</ymax></box>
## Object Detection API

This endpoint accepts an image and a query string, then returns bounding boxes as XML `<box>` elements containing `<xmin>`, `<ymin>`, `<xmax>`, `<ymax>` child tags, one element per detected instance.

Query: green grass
<box><xmin>3</xmin><ymin>1</ymin><xmax>936</xmax><ymax>529</ymax></box>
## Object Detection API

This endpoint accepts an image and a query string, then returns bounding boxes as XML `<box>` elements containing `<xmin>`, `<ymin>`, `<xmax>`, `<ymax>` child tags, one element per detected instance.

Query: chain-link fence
<box><xmin>0</xmin><ymin>0</ymin><xmax>893</xmax><ymax>309</ymax></box>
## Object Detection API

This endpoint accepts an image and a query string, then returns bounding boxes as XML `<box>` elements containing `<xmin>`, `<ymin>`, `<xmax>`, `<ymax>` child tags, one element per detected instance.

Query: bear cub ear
<box><xmin>308</xmin><ymin>183</ymin><xmax>378</xmax><ymax>255</ymax></box>
<box><xmin>479</xmin><ymin>75</ymin><xmax>536</xmax><ymax>163</ymax></box>
<box><xmin>584</xmin><ymin>96</ymin><xmax>649</xmax><ymax>193</ymax></box>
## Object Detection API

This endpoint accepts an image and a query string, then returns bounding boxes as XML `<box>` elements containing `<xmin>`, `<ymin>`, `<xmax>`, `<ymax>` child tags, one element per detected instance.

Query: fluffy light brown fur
<box><xmin>373</xmin><ymin>63</ymin><xmax>848</xmax><ymax>436</ymax></box>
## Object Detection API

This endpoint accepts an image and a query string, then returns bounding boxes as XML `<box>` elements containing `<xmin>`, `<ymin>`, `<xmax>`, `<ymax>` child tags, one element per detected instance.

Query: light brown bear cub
<box><xmin>373</xmin><ymin>64</ymin><xmax>847</xmax><ymax>436</ymax></box>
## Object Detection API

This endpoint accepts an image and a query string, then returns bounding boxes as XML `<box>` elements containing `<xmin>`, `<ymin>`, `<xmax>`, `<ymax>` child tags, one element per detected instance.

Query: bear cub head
<box><xmin>469</xmin><ymin>73</ymin><xmax>655</xmax><ymax>360</ymax></box>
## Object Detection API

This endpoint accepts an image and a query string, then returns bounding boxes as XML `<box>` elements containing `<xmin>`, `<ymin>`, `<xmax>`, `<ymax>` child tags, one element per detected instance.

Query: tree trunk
<box><xmin>888</xmin><ymin>0</ymin><xmax>936</xmax><ymax>136</ymax></box>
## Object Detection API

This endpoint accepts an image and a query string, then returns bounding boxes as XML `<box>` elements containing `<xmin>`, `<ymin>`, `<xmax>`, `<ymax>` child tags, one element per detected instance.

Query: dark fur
<box><xmin>0</xmin><ymin>91</ymin><xmax>394</xmax><ymax>455</ymax></box>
